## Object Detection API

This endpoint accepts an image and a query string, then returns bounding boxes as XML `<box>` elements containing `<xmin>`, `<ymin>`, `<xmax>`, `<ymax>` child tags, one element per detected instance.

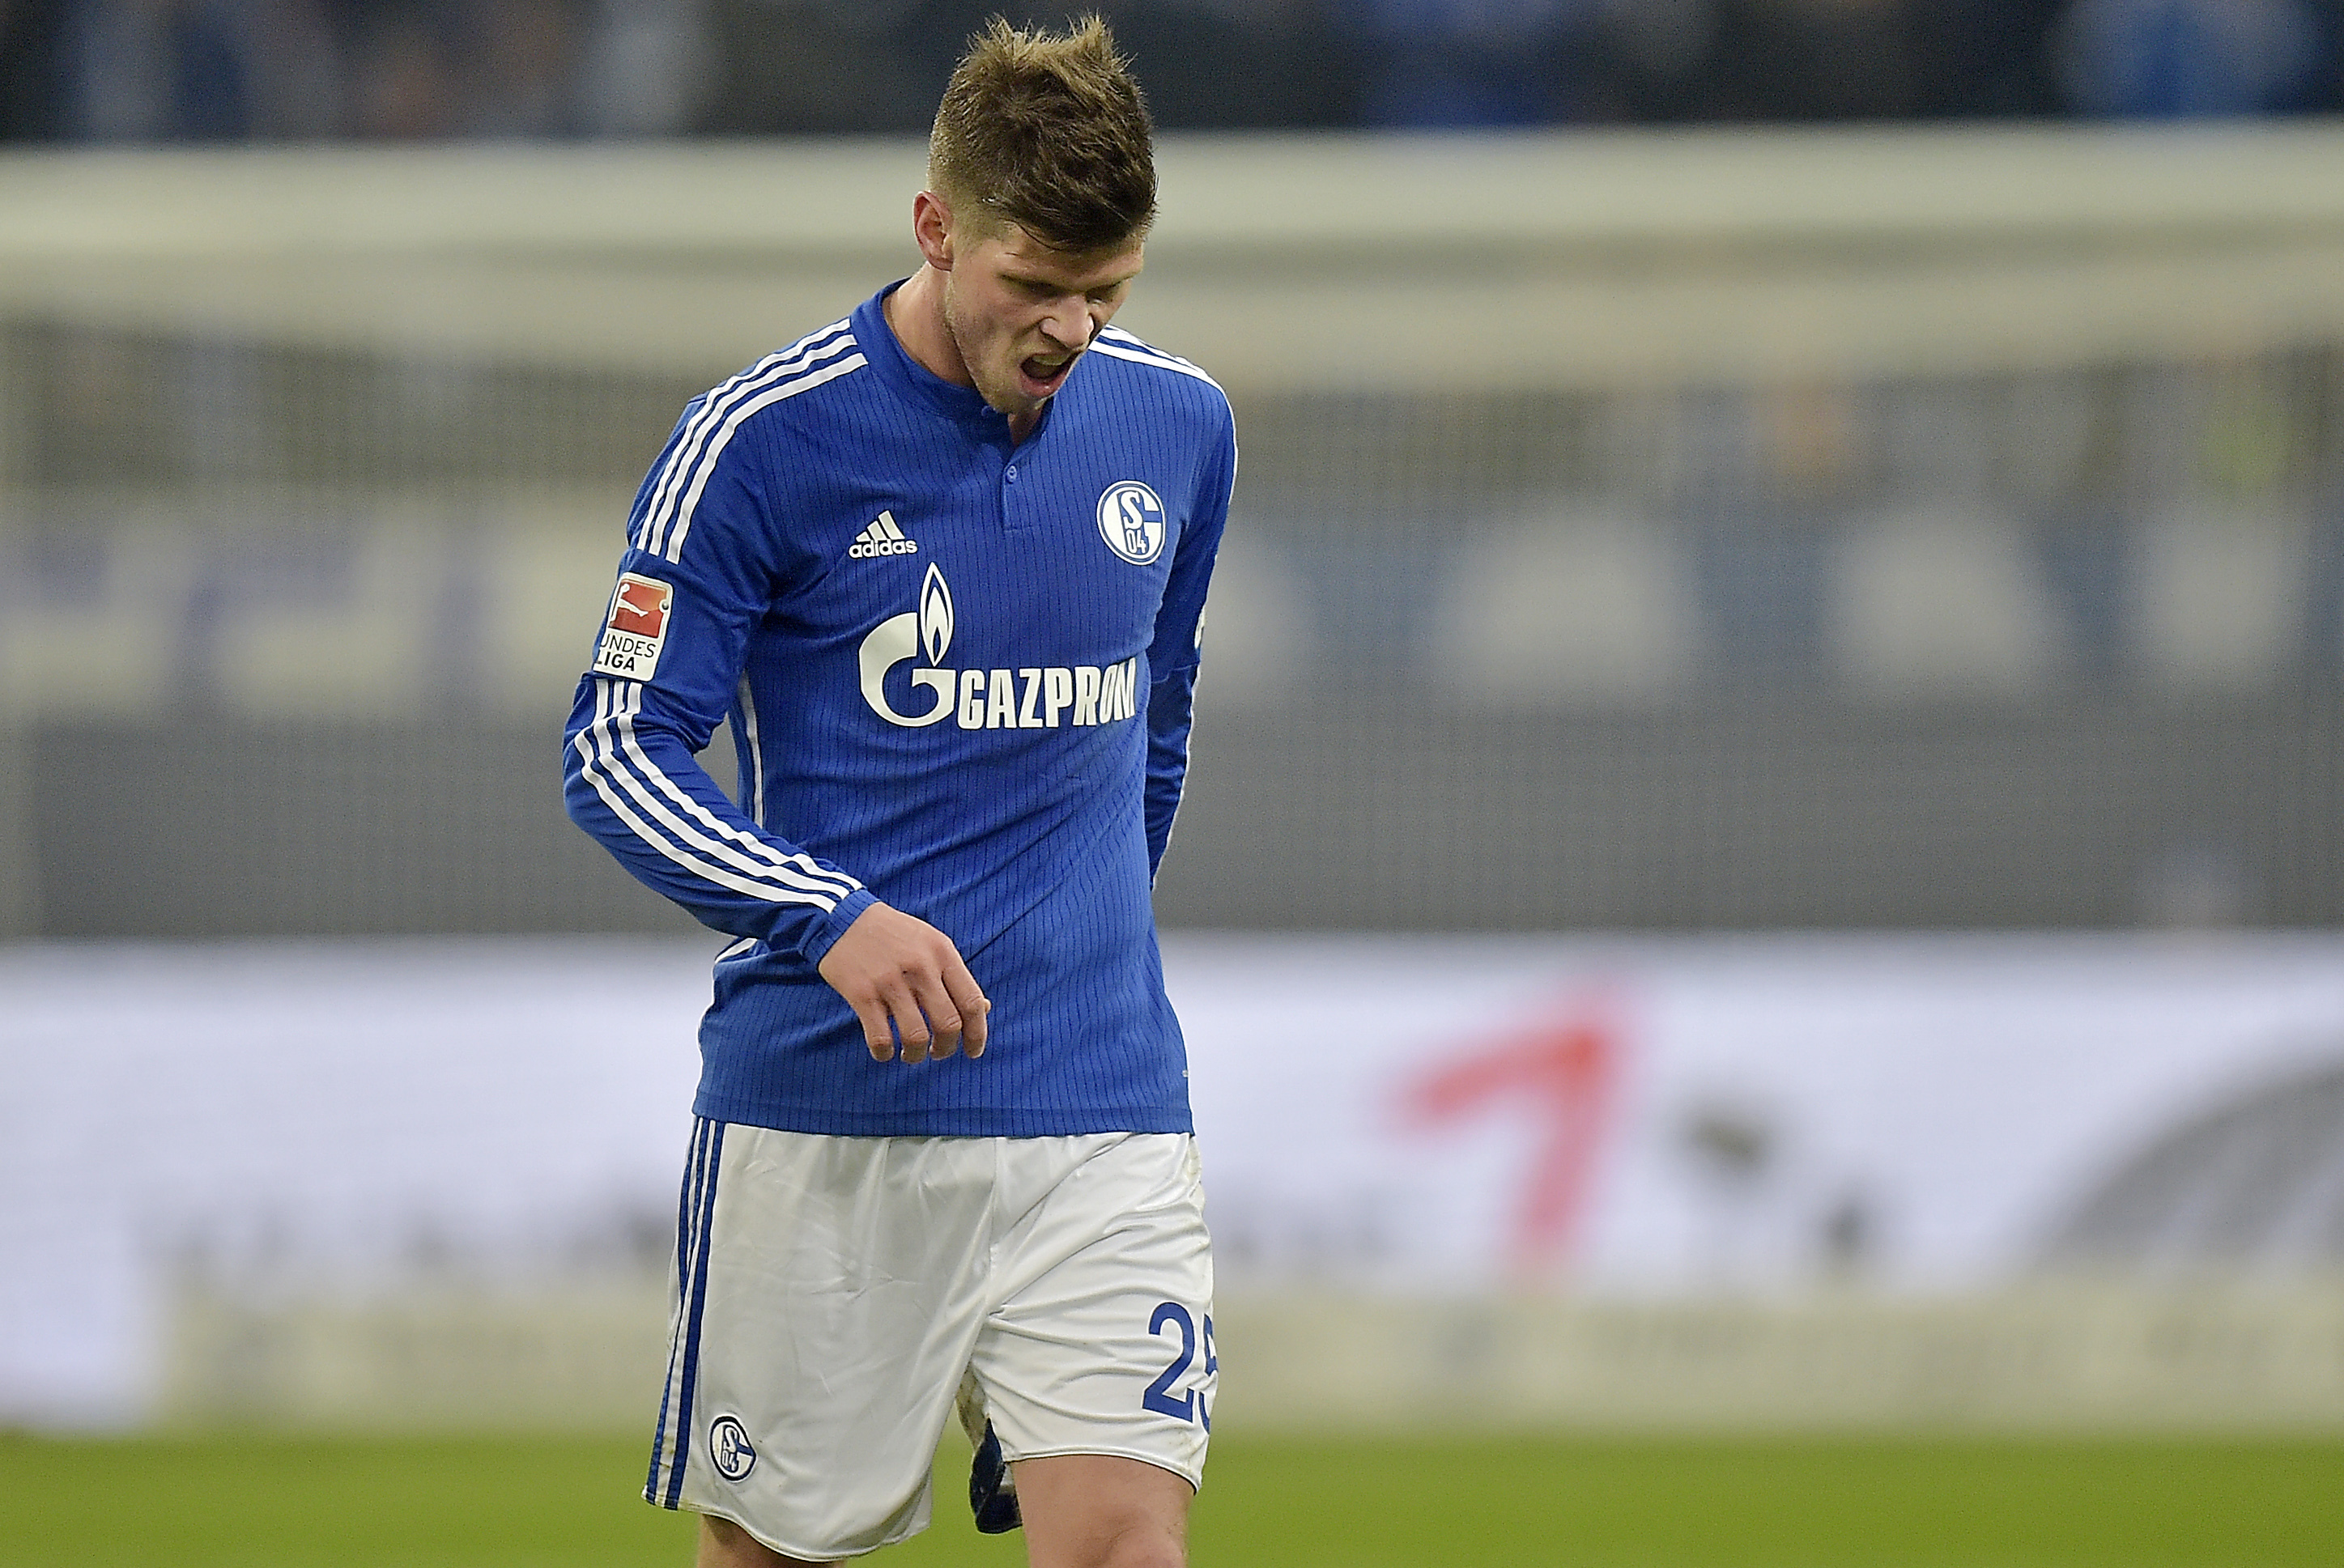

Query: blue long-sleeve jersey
<box><xmin>563</xmin><ymin>284</ymin><xmax>1235</xmax><ymax>1137</ymax></box>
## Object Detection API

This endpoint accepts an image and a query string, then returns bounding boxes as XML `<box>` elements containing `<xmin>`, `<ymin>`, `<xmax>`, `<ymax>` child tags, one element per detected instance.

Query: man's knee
<box><xmin>1033</xmin><ymin>1511</ymin><xmax>1187</xmax><ymax>1568</ymax></box>
<box><xmin>1092</xmin><ymin>1520</ymin><xmax>1186</xmax><ymax>1568</ymax></box>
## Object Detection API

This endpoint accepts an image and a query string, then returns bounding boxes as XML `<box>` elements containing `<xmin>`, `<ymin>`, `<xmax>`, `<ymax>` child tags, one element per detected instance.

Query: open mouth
<box><xmin>1019</xmin><ymin>352</ymin><xmax>1078</xmax><ymax>397</ymax></box>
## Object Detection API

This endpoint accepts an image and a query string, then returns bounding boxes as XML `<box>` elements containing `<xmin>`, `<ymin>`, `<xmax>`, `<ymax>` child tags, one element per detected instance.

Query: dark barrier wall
<box><xmin>17</xmin><ymin>695</ymin><xmax>2344</xmax><ymax>937</ymax></box>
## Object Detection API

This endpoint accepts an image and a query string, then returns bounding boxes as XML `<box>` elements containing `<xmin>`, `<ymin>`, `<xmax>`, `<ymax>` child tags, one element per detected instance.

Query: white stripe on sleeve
<box><xmin>572</xmin><ymin>680</ymin><xmax>858</xmax><ymax>909</ymax></box>
<box><xmin>634</xmin><ymin>322</ymin><xmax>856</xmax><ymax>557</ymax></box>
<box><xmin>607</xmin><ymin>686</ymin><xmax>857</xmax><ymax>899</ymax></box>
<box><xmin>657</xmin><ymin>353</ymin><xmax>868</xmax><ymax>563</ymax></box>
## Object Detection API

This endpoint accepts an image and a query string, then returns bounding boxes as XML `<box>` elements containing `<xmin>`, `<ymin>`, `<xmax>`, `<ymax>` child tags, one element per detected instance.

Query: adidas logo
<box><xmin>848</xmin><ymin>511</ymin><xmax>919</xmax><ymax>559</ymax></box>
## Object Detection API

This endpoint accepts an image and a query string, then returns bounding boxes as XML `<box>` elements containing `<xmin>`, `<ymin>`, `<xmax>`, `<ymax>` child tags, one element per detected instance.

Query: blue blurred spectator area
<box><xmin>1</xmin><ymin>0</ymin><xmax>2339</xmax><ymax>140</ymax></box>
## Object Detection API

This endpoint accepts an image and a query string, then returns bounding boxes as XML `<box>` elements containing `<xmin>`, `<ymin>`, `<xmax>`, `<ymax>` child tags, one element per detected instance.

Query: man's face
<box><xmin>941</xmin><ymin>219</ymin><xmax>1145</xmax><ymax>425</ymax></box>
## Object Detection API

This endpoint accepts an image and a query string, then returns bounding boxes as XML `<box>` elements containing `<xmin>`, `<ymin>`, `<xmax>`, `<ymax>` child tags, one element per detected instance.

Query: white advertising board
<box><xmin>3</xmin><ymin>935</ymin><xmax>2342</xmax><ymax>1427</ymax></box>
<box><xmin>1172</xmin><ymin>934</ymin><xmax>2344</xmax><ymax>1295</ymax></box>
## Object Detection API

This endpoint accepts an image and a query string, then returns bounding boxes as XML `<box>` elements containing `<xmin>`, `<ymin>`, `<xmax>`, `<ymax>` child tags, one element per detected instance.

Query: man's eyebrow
<box><xmin>1002</xmin><ymin>265</ymin><xmax>1142</xmax><ymax>292</ymax></box>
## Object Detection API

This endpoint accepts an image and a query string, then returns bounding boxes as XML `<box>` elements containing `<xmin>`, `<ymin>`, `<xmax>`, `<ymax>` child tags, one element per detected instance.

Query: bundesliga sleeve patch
<box><xmin>592</xmin><ymin>572</ymin><xmax>674</xmax><ymax>679</ymax></box>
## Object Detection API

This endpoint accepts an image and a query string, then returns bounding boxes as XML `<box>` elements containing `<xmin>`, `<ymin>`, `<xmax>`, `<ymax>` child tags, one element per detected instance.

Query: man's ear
<box><xmin>913</xmin><ymin>191</ymin><xmax>955</xmax><ymax>272</ymax></box>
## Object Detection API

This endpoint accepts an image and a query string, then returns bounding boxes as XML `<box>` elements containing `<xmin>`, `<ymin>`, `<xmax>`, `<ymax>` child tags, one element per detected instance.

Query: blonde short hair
<box><xmin>927</xmin><ymin>15</ymin><xmax>1156</xmax><ymax>254</ymax></box>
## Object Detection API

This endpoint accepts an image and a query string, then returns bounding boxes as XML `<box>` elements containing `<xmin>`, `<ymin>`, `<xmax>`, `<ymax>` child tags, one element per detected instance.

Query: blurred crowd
<box><xmin>0</xmin><ymin>0</ymin><xmax>2340</xmax><ymax>141</ymax></box>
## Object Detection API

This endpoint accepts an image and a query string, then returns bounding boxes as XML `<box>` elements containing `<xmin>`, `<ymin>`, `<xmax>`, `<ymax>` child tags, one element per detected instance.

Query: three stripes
<box><xmin>571</xmin><ymin>676</ymin><xmax>860</xmax><ymax>911</ymax></box>
<box><xmin>1090</xmin><ymin>325</ymin><xmax>1224</xmax><ymax>392</ymax></box>
<box><xmin>634</xmin><ymin>321</ymin><xmax>867</xmax><ymax>563</ymax></box>
<box><xmin>860</xmin><ymin>513</ymin><xmax>912</xmax><ymax>548</ymax></box>
<box><xmin>647</xmin><ymin>1116</ymin><xmax>726</xmax><ymax>1507</ymax></box>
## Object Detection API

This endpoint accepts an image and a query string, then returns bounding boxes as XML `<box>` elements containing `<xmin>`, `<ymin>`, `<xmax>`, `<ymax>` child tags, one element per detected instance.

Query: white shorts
<box><xmin>644</xmin><ymin>1121</ymin><xmax>1217</xmax><ymax>1562</ymax></box>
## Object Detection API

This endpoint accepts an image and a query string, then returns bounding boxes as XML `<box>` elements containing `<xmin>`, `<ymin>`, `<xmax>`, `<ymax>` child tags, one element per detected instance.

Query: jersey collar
<box><xmin>857</xmin><ymin>282</ymin><xmax>1006</xmax><ymax>432</ymax></box>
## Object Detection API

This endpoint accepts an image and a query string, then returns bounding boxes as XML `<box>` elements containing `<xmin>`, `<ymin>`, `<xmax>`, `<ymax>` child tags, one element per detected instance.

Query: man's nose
<box><xmin>1040</xmin><ymin>296</ymin><xmax>1089</xmax><ymax>350</ymax></box>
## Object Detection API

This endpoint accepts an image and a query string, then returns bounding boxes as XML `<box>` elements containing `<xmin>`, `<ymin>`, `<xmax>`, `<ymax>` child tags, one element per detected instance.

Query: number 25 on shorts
<box><xmin>1142</xmin><ymin>1301</ymin><xmax>1215</xmax><ymax>1430</ymax></box>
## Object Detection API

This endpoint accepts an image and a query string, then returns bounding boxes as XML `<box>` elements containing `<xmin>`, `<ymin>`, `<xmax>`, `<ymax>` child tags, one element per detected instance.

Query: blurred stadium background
<box><xmin>6</xmin><ymin>2</ymin><xmax>2344</xmax><ymax>1563</ymax></box>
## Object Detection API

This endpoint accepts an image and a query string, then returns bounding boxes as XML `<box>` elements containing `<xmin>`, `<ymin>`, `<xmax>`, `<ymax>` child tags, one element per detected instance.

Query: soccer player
<box><xmin>561</xmin><ymin>16</ymin><xmax>1232</xmax><ymax>1568</ymax></box>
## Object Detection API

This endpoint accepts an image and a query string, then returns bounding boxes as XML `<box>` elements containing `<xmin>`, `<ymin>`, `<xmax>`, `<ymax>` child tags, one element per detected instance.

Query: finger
<box><xmin>908</xmin><ymin>972</ymin><xmax>965</xmax><ymax>1061</ymax></box>
<box><xmin>885</xmin><ymin>979</ymin><xmax>934</xmax><ymax>1064</ymax></box>
<box><xmin>942</xmin><ymin>958</ymin><xmax>990</xmax><ymax>1059</ymax></box>
<box><xmin>957</xmin><ymin>992</ymin><xmax>990</xmax><ymax>1059</ymax></box>
<box><xmin>850</xmin><ymin>996</ymin><xmax>895</xmax><ymax>1063</ymax></box>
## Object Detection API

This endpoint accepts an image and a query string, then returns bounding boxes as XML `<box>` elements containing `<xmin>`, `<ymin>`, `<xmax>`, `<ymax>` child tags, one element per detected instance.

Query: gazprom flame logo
<box><xmin>1097</xmin><ymin>481</ymin><xmax>1167</xmax><ymax>565</ymax></box>
<box><xmin>920</xmin><ymin>563</ymin><xmax>953</xmax><ymax>665</ymax></box>
<box><xmin>859</xmin><ymin>562</ymin><xmax>957</xmax><ymax>727</ymax></box>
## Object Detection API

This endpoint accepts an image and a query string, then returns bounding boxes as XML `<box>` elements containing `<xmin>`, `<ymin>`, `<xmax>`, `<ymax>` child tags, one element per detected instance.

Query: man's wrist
<box><xmin>801</xmin><ymin>888</ymin><xmax>879</xmax><ymax>967</ymax></box>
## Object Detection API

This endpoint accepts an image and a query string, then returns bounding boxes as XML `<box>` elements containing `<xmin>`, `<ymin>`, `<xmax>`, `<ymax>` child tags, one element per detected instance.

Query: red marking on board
<box><xmin>1401</xmin><ymin>1000</ymin><xmax>1621</xmax><ymax>1277</ymax></box>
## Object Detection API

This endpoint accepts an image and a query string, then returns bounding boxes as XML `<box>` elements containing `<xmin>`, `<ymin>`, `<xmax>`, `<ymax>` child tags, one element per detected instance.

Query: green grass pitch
<box><xmin>4</xmin><ymin>1427</ymin><xmax>2339</xmax><ymax>1566</ymax></box>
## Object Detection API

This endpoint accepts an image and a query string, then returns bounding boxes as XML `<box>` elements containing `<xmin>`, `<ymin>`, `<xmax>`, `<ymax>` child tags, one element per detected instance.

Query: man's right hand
<box><xmin>816</xmin><ymin>902</ymin><xmax>991</xmax><ymax>1064</ymax></box>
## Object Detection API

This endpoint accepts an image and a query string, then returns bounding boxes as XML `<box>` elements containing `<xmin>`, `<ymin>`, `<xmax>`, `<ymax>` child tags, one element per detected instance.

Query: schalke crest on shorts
<box><xmin>708</xmin><ymin>1413</ymin><xmax>757</xmax><ymax>1481</ymax></box>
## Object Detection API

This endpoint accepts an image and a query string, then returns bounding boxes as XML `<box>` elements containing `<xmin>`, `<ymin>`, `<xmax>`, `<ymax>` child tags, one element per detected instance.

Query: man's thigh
<box><xmin>696</xmin><ymin>1514</ymin><xmax>826</xmax><ymax>1567</ymax></box>
<box><xmin>1015</xmin><ymin>1454</ymin><xmax>1193</xmax><ymax>1568</ymax></box>
<box><xmin>972</xmin><ymin>1132</ymin><xmax>1218</xmax><ymax>1491</ymax></box>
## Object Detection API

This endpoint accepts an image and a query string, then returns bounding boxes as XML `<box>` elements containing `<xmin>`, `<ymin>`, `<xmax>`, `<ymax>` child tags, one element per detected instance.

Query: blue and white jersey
<box><xmin>563</xmin><ymin>283</ymin><xmax>1236</xmax><ymax>1137</ymax></box>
